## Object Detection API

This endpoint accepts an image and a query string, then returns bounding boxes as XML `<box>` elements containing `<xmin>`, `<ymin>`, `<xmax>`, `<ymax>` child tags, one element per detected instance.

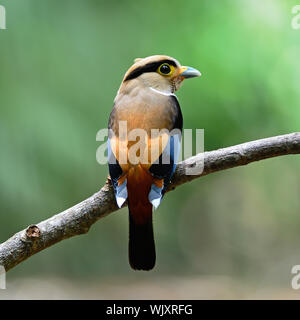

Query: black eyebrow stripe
<box><xmin>124</xmin><ymin>59</ymin><xmax>178</xmax><ymax>81</ymax></box>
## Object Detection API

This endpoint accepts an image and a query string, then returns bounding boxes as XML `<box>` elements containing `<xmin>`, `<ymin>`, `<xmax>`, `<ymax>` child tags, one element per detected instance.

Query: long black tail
<box><xmin>129</xmin><ymin>212</ymin><xmax>156</xmax><ymax>271</ymax></box>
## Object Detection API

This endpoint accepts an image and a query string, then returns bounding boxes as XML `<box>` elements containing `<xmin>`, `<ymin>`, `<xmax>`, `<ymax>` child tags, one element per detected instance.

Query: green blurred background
<box><xmin>0</xmin><ymin>0</ymin><xmax>300</xmax><ymax>299</ymax></box>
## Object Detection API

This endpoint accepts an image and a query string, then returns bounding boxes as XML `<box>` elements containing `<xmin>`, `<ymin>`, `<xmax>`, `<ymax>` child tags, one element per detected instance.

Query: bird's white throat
<box><xmin>149</xmin><ymin>87</ymin><xmax>175</xmax><ymax>97</ymax></box>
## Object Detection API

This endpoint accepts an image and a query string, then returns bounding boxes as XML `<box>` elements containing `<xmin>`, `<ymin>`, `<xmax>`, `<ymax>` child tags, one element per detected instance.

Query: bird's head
<box><xmin>119</xmin><ymin>55</ymin><xmax>201</xmax><ymax>95</ymax></box>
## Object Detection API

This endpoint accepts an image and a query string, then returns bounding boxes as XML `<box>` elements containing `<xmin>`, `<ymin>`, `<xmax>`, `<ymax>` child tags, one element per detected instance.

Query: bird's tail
<box><xmin>128</xmin><ymin>206</ymin><xmax>156</xmax><ymax>271</ymax></box>
<box><xmin>127</xmin><ymin>165</ymin><xmax>156</xmax><ymax>270</ymax></box>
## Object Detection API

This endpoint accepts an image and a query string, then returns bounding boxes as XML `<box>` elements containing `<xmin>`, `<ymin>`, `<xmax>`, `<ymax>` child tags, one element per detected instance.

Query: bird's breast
<box><xmin>112</xmin><ymin>89</ymin><xmax>176</xmax><ymax>134</ymax></box>
<box><xmin>109</xmin><ymin>87</ymin><xmax>181</xmax><ymax>170</ymax></box>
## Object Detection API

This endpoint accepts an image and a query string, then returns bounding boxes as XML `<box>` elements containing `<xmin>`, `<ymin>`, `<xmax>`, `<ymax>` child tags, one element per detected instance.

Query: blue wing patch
<box><xmin>148</xmin><ymin>133</ymin><xmax>181</xmax><ymax>209</ymax></box>
<box><xmin>108</xmin><ymin>138</ymin><xmax>128</xmax><ymax>208</ymax></box>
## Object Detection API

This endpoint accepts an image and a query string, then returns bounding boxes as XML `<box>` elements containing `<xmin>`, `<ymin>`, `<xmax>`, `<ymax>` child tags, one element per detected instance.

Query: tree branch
<box><xmin>1</xmin><ymin>133</ymin><xmax>299</xmax><ymax>272</ymax></box>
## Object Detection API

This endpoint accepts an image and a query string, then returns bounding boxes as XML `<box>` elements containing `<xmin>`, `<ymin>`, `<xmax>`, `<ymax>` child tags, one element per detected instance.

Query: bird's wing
<box><xmin>148</xmin><ymin>132</ymin><xmax>181</xmax><ymax>208</ymax></box>
<box><xmin>107</xmin><ymin>137</ymin><xmax>128</xmax><ymax>208</ymax></box>
<box><xmin>148</xmin><ymin>95</ymin><xmax>183</xmax><ymax>208</ymax></box>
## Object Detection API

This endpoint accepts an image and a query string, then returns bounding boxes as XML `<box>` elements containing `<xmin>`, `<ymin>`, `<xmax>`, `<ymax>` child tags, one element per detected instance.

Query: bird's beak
<box><xmin>179</xmin><ymin>66</ymin><xmax>201</xmax><ymax>79</ymax></box>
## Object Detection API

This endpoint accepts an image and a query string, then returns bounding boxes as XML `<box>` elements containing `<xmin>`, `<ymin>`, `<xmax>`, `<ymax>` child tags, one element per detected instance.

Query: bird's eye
<box><xmin>158</xmin><ymin>63</ymin><xmax>173</xmax><ymax>76</ymax></box>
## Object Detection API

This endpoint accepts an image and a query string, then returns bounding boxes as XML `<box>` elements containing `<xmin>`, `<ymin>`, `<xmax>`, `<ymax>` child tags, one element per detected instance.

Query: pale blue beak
<box><xmin>179</xmin><ymin>66</ymin><xmax>201</xmax><ymax>79</ymax></box>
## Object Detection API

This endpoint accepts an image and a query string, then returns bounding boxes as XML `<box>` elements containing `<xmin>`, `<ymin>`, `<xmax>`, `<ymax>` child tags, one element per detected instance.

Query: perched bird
<box><xmin>108</xmin><ymin>55</ymin><xmax>201</xmax><ymax>270</ymax></box>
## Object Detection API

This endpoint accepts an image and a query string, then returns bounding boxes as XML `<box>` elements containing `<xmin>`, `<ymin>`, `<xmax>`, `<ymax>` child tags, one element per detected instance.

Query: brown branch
<box><xmin>0</xmin><ymin>132</ymin><xmax>299</xmax><ymax>272</ymax></box>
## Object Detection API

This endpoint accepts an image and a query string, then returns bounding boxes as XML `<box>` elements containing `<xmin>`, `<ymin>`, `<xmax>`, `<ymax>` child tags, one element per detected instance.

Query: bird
<box><xmin>107</xmin><ymin>55</ymin><xmax>201</xmax><ymax>270</ymax></box>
